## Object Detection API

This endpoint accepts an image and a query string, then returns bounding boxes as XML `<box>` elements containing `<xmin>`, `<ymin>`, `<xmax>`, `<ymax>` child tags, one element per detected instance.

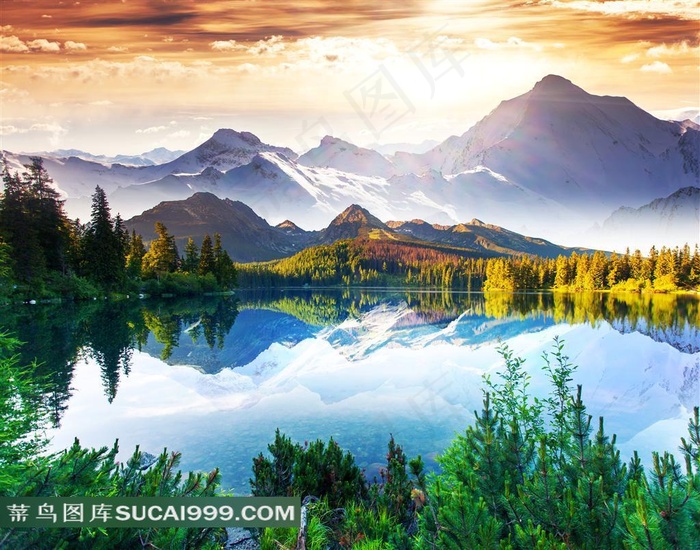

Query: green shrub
<box><xmin>415</xmin><ymin>339</ymin><xmax>700</xmax><ymax>549</ymax></box>
<box><xmin>0</xmin><ymin>333</ymin><xmax>225</xmax><ymax>549</ymax></box>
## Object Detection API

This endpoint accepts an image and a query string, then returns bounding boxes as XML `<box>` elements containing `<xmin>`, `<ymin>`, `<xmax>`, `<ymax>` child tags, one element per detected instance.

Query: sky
<box><xmin>1</xmin><ymin>0</ymin><xmax>699</xmax><ymax>155</ymax></box>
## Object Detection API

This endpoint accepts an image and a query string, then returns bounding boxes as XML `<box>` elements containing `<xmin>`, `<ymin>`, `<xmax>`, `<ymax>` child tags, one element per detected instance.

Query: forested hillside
<box><xmin>239</xmin><ymin>238</ymin><xmax>700</xmax><ymax>292</ymax></box>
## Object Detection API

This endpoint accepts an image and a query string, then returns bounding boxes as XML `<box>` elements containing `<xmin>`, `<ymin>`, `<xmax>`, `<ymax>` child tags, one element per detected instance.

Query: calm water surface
<box><xmin>4</xmin><ymin>290</ymin><xmax>699</xmax><ymax>494</ymax></box>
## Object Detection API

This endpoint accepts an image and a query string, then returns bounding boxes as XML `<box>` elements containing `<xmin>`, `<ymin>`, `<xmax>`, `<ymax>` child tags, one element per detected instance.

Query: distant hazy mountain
<box><xmin>35</xmin><ymin>147</ymin><xmax>185</xmax><ymax>166</ymax></box>
<box><xmin>5</xmin><ymin>75</ymin><xmax>698</xmax><ymax>251</ymax></box>
<box><xmin>2</xmin><ymin>129</ymin><xmax>295</xmax><ymax>206</ymax></box>
<box><xmin>592</xmin><ymin>187</ymin><xmax>700</xmax><ymax>251</ymax></box>
<box><xmin>298</xmin><ymin>136</ymin><xmax>397</xmax><ymax>178</ymax></box>
<box><xmin>655</xmin><ymin>108</ymin><xmax>700</xmax><ymax>126</ymax></box>
<box><xmin>370</xmin><ymin>139</ymin><xmax>440</xmax><ymax>156</ymax></box>
<box><xmin>395</xmin><ymin>75</ymin><xmax>699</xmax><ymax>217</ymax></box>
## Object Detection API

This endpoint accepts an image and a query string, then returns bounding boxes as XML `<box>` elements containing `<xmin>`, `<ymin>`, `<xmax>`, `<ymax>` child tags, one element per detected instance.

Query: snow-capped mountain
<box><xmin>298</xmin><ymin>136</ymin><xmax>397</xmax><ymax>178</ymax></box>
<box><xmin>157</xmin><ymin>129</ymin><xmax>297</xmax><ymax>175</ymax></box>
<box><xmin>592</xmin><ymin>187</ymin><xmax>700</xmax><ymax>251</ymax></box>
<box><xmin>4</xmin><ymin>75</ymin><xmax>698</xmax><ymax>250</ymax></box>
<box><xmin>370</xmin><ymin>139</ymin><xmax>440</xmax><ymax>156</ymax></box>
<box><xmin>2</xmin><ymin>129</ymin><xmax>295</xmax><ymax>202</ymax></box>
<box><xmin>0</xmin><ymin>150</ymin><xmax>149</xmax><ymax>199</ymax></box>
<box><xmin>106</xmin><ymin>149</ymin><xmax>405</xmax><ymax>222</ymax></box>
<box><xmin>396</xmin><ymin>75</ymin><xmax>699</xmax><ymax>217</ymax></box>
<box><xmin>33</xmin><ymin>147</ymin><xmax>185</xmax><ymax>167</ymax></box>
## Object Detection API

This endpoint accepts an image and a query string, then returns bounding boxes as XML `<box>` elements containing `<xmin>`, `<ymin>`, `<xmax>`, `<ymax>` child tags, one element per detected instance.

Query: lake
<box><xmin>4</xmin><ymin>289</ymin><xmax>699</xmax><ymax>494</ymax></box>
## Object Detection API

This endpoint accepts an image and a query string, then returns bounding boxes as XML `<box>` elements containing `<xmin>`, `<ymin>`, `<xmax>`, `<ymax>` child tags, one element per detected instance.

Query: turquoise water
<box><xmin>4</xmin><ymin>289</ymin><xmax>698</xmax><ymax>493</ymax></box>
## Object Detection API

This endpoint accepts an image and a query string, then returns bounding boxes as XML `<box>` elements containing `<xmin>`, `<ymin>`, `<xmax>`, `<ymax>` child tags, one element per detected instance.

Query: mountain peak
<box><xmin>319</xmin><ymin>135</ymin><xmax>344</xmax><ymax>147</ymax></box>
<box><xmin>275</xmin><ymin>219</ymin><xmax>308</xmax><ymax>235</ymax></box>
<box><xmin>210</xmin><ymin>128</ymin><xmax>262</xmax><ymax>147</ymax></box>
<box><xmin>299</xmin><ymin>135</ymin><xmax>396</xmax><ymax>177</ymax></box>
<box><xmin>321</xmin><ymin>204</ymin><xmax>389</xmax><ymax>241</ymax></box>
<box><xmin>530</xmin><ymin>74</ymin><xmax>587</xmax><ymax>97</ymax></box>
<box><xmin>333</xmin><ymin>204</ymin><xmax>376</xmax><ymax>224</ymax></box>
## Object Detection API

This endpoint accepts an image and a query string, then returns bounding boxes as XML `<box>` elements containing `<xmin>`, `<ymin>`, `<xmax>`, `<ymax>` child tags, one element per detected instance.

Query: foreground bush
<box><xmin>254</xmin><ymin>338</ymin><xmax>700</xmax><ymax>549</ymax></box>
<box><xmin>0</xmin><ymin>333</ymin><xmax>225</xmax><ymax>549</ymax></box>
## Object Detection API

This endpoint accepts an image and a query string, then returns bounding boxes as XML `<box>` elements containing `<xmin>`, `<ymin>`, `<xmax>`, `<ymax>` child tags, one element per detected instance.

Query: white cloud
<box><xmin>236</xmin><ymin>62</ymin><xmax>261</xmax><ymax>73</ymax></box>
<box><xmin>0</xmin><ymin>125</ymin><xmax>24</xmax><ymax>135</ymax></box>
<box><xmin>27</xmin><ymin>39</ymin><xmax>61</xmax><ymax>52</ymax></box>
<box><xmin>107</xmin><ymin>46</ymin><xmax>129</xmax><ymax>53</ymax></box>
<box><xmin>474</xmin><ymin>36</ymin><xmax>543</xmax><ymax>51</ymax></box>
<box><xmin>646</xmin><ymin>41</ymin><xmax>700</xmax><ymax>58</ymax></box>
<box><xmin>1</xmin><ymin>35</ymin><xmax>29</xmax><ymax>53</ymax></box>
<box><xmin>248</xmin><ymin>35</ymin><xmax>286</xmax><ymax>55</ymax></box>
<box><xmin>1</xmin><ymin>25</ymin><xmax>13</xmax><ymax>32</ymax></box>
<box><xmin>621</xmin><ymin>53</ymin><xmax>640</xmax><ymax>63</ymax></box>
<box><xmin>89</xmin><ymin>100</ymin><xmax>113</xmax><ymax>106</ymax></box>
<box><xmin>65</xmin><ymin>41</ymin><xmax>87</xmax><ymax>52</ymax></box>
<box><xmin>285</xmin><ymin>36</ymin><xmax>401</xmax><ymax>70</ymax></box>
<box><xmin>30</xmin><ymin>122</ymin><xmax>67</xmax><ymax>134</ymax></box>
<box><xmin>474</xmin><ymin>37</ymin><xmax>498</xmax><ymax>50</ymax></box>
<box><xmin>0</xmin><ymin>85</ymin><xmax>30</xmax><ymax>103</ymax></box>
<box><xmin>0</xmin><ymin>122</ymin><xmax>67</xmax><ymax>136</ymax></box>
<box><xmin>136</xmin><ymin>125</ymin><xmax>168</xmax><ymax>134</ymax></box>
<box><xmin>41</xmin><ymin>14</ymin><xmax>52</xmax><ymax>19</ymax></box>
<box><xmin>8</xmin><ymin>55</ymin><xmax>227</xmax><ymax>83</ymax></box>
<box><xmin>542</xmin><ymin>0</ymin><xmax>699</xmax><ymax>19</ymax></box>
<box><xmin>167</xmin><ymin>130</ymin><xmax>190</xmax><ymax>138</ymax></box>
<box><xmin>2</xmin><ymin>36</ymin><xmax>89</xmax><ymax>54</ymax></box>
<box><xmin>210</xmin><ymin>40</ymin><xmax>243</xmax><ymax>52</ymax></box>
<box><xmin>640</xmin><ymin>61</ymin><xmax>672</xmax><ymax>74</ymax></box>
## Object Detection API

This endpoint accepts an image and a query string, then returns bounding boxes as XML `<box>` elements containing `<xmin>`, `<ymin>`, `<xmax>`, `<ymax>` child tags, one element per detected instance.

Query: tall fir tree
<box><xmin>125</xmin><ymin>230</ymin><xmax>146</xmax><ymax>279</ymax></box>
<box><xmin>182</xmin><ymin>238</ymin><xmax>200</xmax><ymax>274</ymax></box>
<box><xmin>141</xmin><ymin>222</ymin><xmax>179</xmax><ymax>279</ymax></box>
<box><xmin>198</xmin><ymin>234</ymin><xmax>214</xmax><ymax>276</ymax></box>
<box><xmin>82</xmin><ymin>186</ymin><xmax>125</xmax><ymax>289</ymax></box>
<box><xmin>213</xmin><ymin>233</ymin><xmax>236</xmax><ymax>288</ymax></box>
<box><xmin>0</xmin><ymin>158</ymin><xmax>70</xmax><ymax>283</ymax></box>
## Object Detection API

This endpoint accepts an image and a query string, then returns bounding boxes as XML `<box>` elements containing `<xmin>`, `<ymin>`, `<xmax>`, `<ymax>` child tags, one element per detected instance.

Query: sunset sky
<box><xmin>1</xmin><ymin>0</ymin><xmax>698</xmax><ymax>155</ymax></box>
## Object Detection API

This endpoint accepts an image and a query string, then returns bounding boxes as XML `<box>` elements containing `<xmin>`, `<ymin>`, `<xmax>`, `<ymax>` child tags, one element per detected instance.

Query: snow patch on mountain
<box><xmin>298</xmin><ymin>136</ymin><xmax>397</xmax><ymax>178</ymax></box>
<box><xmin>402</xmin><ymin>75</ymin><xmax>700</xmax><ymax>216</ymax></box>
<box><xmin>32</xmin><ymin>147</ymin><xmax>186</xmax><ymax>167</ymax></box>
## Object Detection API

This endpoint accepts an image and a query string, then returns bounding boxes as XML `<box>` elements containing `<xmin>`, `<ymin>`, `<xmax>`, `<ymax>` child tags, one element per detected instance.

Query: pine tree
<box><xmin>213</xmin><ymin>233</ymin><xmax>236</xmax><ymax>288</ymax></box>
<box><xmin>82</xmin><ymin>186</ymin><xmax>124</xmax><ymax>289</ymax></box>
<box><xmin>198</xmin><ymin>234</ymin><xmax>214</xmax><ymax>276</ymax></box>
<box><xmin>22</xmin><ymin>157</ymin><xmax>70</xmax><ymax>275</ymax></box>
<box><xmin>182</xmin><ymin>238</ymin><xmax>200</xmax><ymax>274</ymax></box>
<box><xmin>141</xmin><ymin>222</ymin><xmax>179</xmax><ymax>279</ymax></box>
<box><xmin>125</xmin><ymin>230</ymin><xmax>146</xmax><ymax>279</ymax></box>
<box><xmin>0</xmin><ymin>158</ymin><xmax>70</xmax><ymax>283</ymax></box>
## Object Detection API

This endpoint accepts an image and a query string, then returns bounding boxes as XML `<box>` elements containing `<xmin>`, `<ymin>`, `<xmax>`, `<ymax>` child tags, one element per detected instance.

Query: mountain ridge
<box><xmin>125</xmin><ymin>193</ymin><xmax>595</xmax><ymax>263</ymax></box>
<box><xmin>5</xmin><ymin>74</ymin><xmax>698</xmax><ymax>250</ymax></box>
